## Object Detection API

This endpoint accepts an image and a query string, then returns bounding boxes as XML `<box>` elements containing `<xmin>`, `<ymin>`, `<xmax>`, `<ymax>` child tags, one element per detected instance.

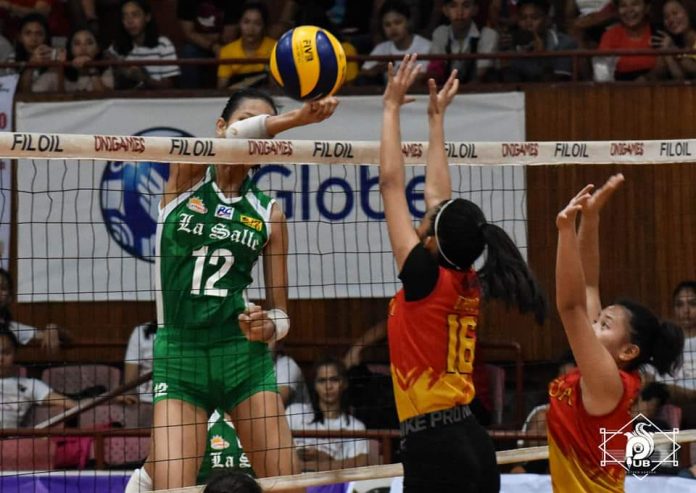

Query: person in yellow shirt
<box><xmin>217</xmin><ymin>2</ymin><xmax>275</xmax><ymax>89</ymax></box>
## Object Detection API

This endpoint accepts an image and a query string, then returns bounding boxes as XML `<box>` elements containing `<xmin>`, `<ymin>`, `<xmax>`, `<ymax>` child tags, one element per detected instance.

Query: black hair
<box><xmin>0</xmin><ymin>324</ymin><xmax>18</xmax><ymax>350</ymax></box>
<box><xmin>429</xmin><ymin>199</ymin><xmax>547</xmax><ymax>324</ymax></box>
<box><xmin>0</xmin><ymin>268</ymin><xmax>13</xmax><ymax>325</ymax></box>
<box><xmin>640</xmin><ymin>382</ymin><xmax>670</xmax><ymax>407</ymax></box>
<box><xmin>143</xmin><ymin>321</ymin><xmax>157</xmax><ymax>339</ymax></box>
<box><xmin>240</xmin><ymin>1</ymin><xmax>269</xmax><ymax>27</ymax></box>
<box><xmin>65</xmin><ymin>26</ymin><xmax>106</xmax><ymax>82</ymax></box>
<box><xmin>14</xmin><ymin>13</ymin><xmax>50</xmax><ymax>63</ymax></box>
<box><xmin>517</xmin><ymin>0</ymin><xmax>551</xmax><ymax>14</ymax></box>
<box><xmin>672</xmin><ymin>280</ymin><xmax>696</xmax><ymax>303</ymax></box>
<box><xmin>379</xmin><ymin>0</ymin><xmax>411</xmax><ymax>22</ymax></box>
<box><xmin>203</xmin><ymin>471</ymin><xmax>261</xmax><ymax>493</ymax></box>
<box><xmin>308</xmin><ymin>356</ymin><xmax>351</xmax><ymax>426</ymax></box>
<box><xmin>219</xmin><ymin>88</ymin><xmax>278</xmax><ymax>121</ymax></box>
<box><xmin>617</xmin><ymin>299</ymin><xmax>684</xmax><ymax>375</ymax></box>
<box><xmin>112</xmin><ymin>0</ymin><xmax>160</xmax><ymax>56</ymax></box>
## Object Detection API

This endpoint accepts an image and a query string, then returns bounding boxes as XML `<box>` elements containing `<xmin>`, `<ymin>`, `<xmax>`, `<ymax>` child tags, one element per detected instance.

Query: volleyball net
<box><xmin>0</xmin><ymin>132</ymin><xmax>694</xmax><ymax>491</ymax></box>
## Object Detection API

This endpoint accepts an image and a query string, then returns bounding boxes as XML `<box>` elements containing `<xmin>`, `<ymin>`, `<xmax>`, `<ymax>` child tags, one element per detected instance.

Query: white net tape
<box><xmin>1</xmin><ymin>132</ymin><xmax>695</xmax><ymax>165</ymax></box>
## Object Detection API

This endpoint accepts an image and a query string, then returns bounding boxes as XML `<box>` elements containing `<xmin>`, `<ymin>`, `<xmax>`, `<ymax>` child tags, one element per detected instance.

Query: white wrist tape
<box><xmin>225</xmin><ymin>114</ymin><xmax>270</xmax><ymax>140</ymax></box>
<box><xmin>267</xmin><ymin>308</ymin><xmax>290</xmax><ymax>342</ymax></box>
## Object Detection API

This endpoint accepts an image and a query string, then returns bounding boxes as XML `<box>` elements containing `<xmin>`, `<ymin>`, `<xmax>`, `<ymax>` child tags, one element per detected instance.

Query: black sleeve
<box><xmin>398</xmin><ymin>244</ymin><xmax>440</xmax><ymax>302</ymax></box>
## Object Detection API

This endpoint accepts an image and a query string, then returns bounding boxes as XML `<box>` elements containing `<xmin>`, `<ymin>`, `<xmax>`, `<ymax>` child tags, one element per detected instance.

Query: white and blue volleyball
<box><xmin>270</xmin><ymin>25</ymin><xmax>346</xmax><ymax>101</ymax></box>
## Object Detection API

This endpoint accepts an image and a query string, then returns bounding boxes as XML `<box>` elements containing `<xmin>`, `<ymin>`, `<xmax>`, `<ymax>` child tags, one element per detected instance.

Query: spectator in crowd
<box><xmin>371</xmin><ymin>0</ymin><xmax>448</xmax><ymax>41</ymax></box>
<box><xmin>285</xmin><ymin>356</ymin><xmax>369</xmax><ymax>472</ymax></box>
<box><xmin>271</xmin><ymin>342</ymin><xmax>310</xmax><ymax>407</ymax></box>
<box><xmin>360</xmin><ymin>0</ymin><xmax>432</xmax><ymax>82</ymax></box>
<box><xmin>203</xmin><ymin>471</ymin><xmax>261</xmax><ymax>493</ymax></box>
<box><xmin>108</xmin><ymin>0</ymin><xmax>179</xmax><ymax>89</ymax></box>
<box><xmin>295</xmin><ymin>8</ymin><xmax>361</xmax><ymax>84</ymax></box>
<box><xmin>217</xmin><ymin>2</ymin><xmax>275</xmax><ymax>90</ymax></box>
<box><xmin>596</xmin><ymin>0</ymin><xmax>656</xmax><ymax>81</ymax></box>
<box><xmin>499</xmin><ymin>0</ymin><xmax>578</xmax><ymax>81</ymax></box>
<box><xmin>651</xmin><ymin>0</ymin><xmax>696</xmax><ymax>79</ymax></box>
<box><xmin>177</xmin><ymin>0</ymin><xmax>241</xmax><ymax>88</ymax></box>
<box><xmin>652</xmin><ymin>281</ymin><xmax>696</xmax><ymax>425</ymax></box>
<box><xmin>0</xmin><ymin>31</ymin><xmax>12</xmax><ymax>73</ymax></box>
<box><xmin>122</xmin><ymin>320</ymin><xmax>156</xmax><ymax>406</ymax></box>
<box><xmin>488</xmin><ymin>0</ymin><xmax>519</xmax><ymax>31</ymax></box>
<box><xmin>0</xmin><ymin>268</ymin><xmax>65</xmax><ymax>353</ymax></box>
<box><xmin>34</xmin><ymin>26</ymin><xmax>114</xmax><ymax>91</ymax></box>
<box><xmin>427</xmin><ymin>0</ymin><xmax>499</xmax><ymax>84</ymax></box>
<box><xmin>564</xmin><ymin>0</ymin><xmax>617</xmax><ymax>47</ymax></box>
<box><xmin>11</xmin><ymin>13</ymin><xmax>64</xmax><ymax>93</ymax></box>
<box><xmin>0</xmin><ymin>326</ymin><xmax>76</xmax><ymax>428</ymax></box>
<box><xmin>64</xmin><ymin>27</ymin><xmax>113</xmax><ymax>91</ymax></box>
<box><xmin>0</xmin><ymin>0</ymin><xmax>51</xmax><ymax>41</ymax></box>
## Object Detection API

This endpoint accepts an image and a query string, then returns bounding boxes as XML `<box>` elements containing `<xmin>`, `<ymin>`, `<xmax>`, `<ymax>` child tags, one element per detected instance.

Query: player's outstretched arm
<box><xmin>265</xmin><ymin>97</ymin><xmax>339</xmax><ymax>136</ymax></box>
<box><xmin>425</xmin><ymin>70</ymin><xmax>458</xmax><ymax>209</ymax></box>
<box><xmin>577</xmin><ymin>173</ymin><xmax>624</xmax><ymax>323</ymax></box>
<box><xmin>380</xmin><ymin>54</ymin><xmax>422</xmax><ymax>272</ymax></box>
<box><xmin>556</xmin><ymin>185</ymin><xmax>623</xmax><ymax>416</ymax></box>
<box><xmin>239</xmin><ymin>203</ymin><xmax>290</xmax><ymax>343</ymax></box>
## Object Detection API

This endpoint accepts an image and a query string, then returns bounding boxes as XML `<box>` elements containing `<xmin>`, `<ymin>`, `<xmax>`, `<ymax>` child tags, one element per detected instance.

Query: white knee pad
<box><xmin>124</xmin><ymin>466</ymin><xmax>153</xmax><ymax>493</ymax></box>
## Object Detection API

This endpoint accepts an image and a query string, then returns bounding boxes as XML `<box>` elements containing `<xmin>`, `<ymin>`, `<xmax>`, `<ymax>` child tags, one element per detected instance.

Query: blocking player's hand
<box><xmin>238</xmin><ymin>303</ymin><xmax>276</xmax><ymax>342</ymax></box>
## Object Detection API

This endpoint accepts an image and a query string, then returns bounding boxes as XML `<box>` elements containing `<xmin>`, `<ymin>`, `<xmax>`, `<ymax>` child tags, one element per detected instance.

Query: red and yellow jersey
<box><xmin>547</xmin><ymin>368</ymin><xmax>641</xmax><ymax>492</ymax></box>
<box><xmin>388</xmin><ymin>267</ymin><xmax>481</xmax><ymax>422</ymax></box>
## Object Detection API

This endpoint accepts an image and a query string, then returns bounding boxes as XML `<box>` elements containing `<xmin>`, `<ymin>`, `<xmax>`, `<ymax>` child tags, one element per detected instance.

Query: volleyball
<box><xmin>270</xmin><ymin>25</ymin><xmax>346</xmax><ymax>101</ymax></box>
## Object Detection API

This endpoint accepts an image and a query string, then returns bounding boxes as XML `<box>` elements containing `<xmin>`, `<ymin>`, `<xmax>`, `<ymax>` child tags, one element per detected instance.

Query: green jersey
<box><xmin>156</xmin><ymin>168</ymin><xmax>274</xmax><ymax>341</ymax></box>
<box><xmin>197</xmin><ymin>408</ymin><xmax>255</xmax><ymax>484</ymax></box>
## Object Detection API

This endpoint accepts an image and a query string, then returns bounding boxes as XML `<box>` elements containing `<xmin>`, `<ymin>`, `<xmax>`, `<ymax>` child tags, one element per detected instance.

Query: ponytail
<box><xmin>434</xmin><ymin>199</ymin><xmax>547</xmax><ymax>324</ymax></box>
<box><xmin>618</xmin><ymin>299</ymin><xmax>684</xmax><ymax>375</ymax></box>
<box><xmin>478</xmin><ymin>223</ymin><xmax>547</xmax><ymax>324</ymax></box>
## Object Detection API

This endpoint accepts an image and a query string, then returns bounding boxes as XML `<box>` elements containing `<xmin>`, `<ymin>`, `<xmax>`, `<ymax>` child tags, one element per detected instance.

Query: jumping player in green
<box><xmin>149</xmin><ymin>89</ymin><xmax>339</xmax><ymax>490</ymax></box>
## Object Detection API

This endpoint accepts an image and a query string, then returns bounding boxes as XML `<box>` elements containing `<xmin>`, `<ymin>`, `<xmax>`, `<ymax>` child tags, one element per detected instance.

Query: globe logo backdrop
<box><xmin>100</xmin><ymin>127</ymin><xmax>193</xmax><ymax>262</ymax></box>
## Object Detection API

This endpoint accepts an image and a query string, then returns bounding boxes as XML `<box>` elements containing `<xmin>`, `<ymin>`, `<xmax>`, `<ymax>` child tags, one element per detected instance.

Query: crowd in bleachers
<box><xmin>2</xmin><ymin>0</ymin><xmax>696</xmax><ymax>93</ymax></box>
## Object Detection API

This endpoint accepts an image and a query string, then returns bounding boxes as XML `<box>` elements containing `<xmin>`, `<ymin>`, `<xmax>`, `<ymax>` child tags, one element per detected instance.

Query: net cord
<box><xmin>155</xmin><ymin>429</ymin><xmax>696</xmax><ymax>492</ymax></box>
<box><xmin>1</xmin><ymin>132</ymin><xmax>695</xmax><ymax>165</ymax></box>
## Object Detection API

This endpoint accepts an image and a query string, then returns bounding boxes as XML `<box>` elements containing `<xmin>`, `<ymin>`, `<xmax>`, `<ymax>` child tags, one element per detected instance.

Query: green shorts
<box><xmin>152</xmin><ymin>327</ymin><xmax>278</xmax><ymax>412</ymax></box>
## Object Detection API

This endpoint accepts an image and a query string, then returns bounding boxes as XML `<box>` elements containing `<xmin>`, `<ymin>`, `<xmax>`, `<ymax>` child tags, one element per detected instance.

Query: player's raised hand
<box><xmin>383</xmin><ymin>54</ymin><xmax>421</xmax><ymax>109</ymax></box>
<box><xmin>427</xmin><ymin>69</ymin><xmax>459</xmax><ymax>118</ymax></box>
<box><xmin>557</xmin><ymin>184</ymin><xmax>594</xmax><ymax>230</ymax></box>
<box><xmin>582</xmin><ymin>173</ymin><xmax>624</xmax><ymax>218</ymax></box>
<box><xmin>238</xmin><ymin>303</ymin><xmax>275</xmax><ymax>342</ymax></box>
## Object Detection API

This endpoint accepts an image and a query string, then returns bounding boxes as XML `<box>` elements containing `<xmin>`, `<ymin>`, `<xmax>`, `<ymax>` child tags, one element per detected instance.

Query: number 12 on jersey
<box><xmin>446</xmin><ymin>314</ymin><xmax>476</xmax><ymax>374</ymax></box>
<box><xmin>191</xmin><ymin>246</ymin><xmax>235</xmax><ymax>297</ymax></box>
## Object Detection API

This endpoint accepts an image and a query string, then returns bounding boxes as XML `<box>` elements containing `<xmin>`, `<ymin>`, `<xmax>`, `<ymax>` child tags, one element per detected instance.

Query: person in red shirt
<box><xmin>597</xmin><ymin>0</ymin><xmax>656</xmax><ymax>80</ymax></box>
<box><xmin>379</xmin><ymin>54</ymin><xmax>547</xmax><ymax>493</ymax></box>
<box><xmin>551</xmin><ymin>174</ymin><xmax>684</xmax><ymax>492</ymax></box>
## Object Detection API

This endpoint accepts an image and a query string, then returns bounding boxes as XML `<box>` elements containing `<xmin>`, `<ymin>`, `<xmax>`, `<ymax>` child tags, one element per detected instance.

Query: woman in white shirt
<box><xmin>0</xmin><ymin>268</ymin><xmax>63</xmax><ymax>353</ymax></box>
<box><xmin>285</xmin><ymin>357</ymin><xmax>369</xmax><ymax>472</ymax></box>
<box><xmin>0</xmin><ymin>328</ymin><xmax>75</xmax><ymax>428</ymax></box>
<box><xmin>361</xmin><ymin>0</ymin><xmax>431</xmax><ymax>81</ymax></box>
